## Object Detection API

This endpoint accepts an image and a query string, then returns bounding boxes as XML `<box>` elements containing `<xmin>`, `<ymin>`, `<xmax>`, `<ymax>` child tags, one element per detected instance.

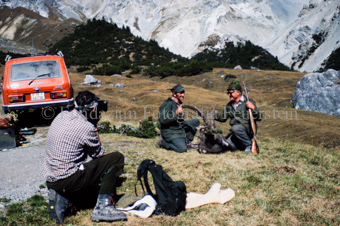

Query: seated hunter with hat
<box><xmin>156</xmin><ymin>84</ymin><xmax>200</xmax><ymax>153</ymax></box>
<box><xmin>214</xmin><ymin>79</ymin><xmax>262</xmax><ymax>153</ymax></box>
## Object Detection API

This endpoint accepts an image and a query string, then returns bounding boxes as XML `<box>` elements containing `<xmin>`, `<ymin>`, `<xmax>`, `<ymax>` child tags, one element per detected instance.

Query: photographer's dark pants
<box><xmin>162</xmin><ymin>118</ymin><xmax>200</xmax><ymax>153</ymax></box>
<box><xmin>46</xmin><ymin>152</ymin><xmax>124</xmax><ymax>208</ymax></box>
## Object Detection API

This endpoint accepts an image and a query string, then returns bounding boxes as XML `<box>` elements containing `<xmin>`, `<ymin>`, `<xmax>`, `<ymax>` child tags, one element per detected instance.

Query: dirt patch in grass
<box><xmin>299</xmin><ymin>184</ymin><xmax>319</xmax><ymax>192</ymax></box>
<box><xmin>271</xmin><ymin>166</ymin><xmax>296</xmax><ymax>174</ymax></box>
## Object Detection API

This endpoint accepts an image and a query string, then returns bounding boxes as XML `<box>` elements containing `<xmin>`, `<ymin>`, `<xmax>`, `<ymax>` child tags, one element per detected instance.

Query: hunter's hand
<box><xmin>176</xmin><ymin>105</ymin><xmax>183</xmax><ymax>114</ymax></box>
<box><xmin>246</xmin><ymin>101</ymin><xmax>255</xmax><ymax>110</ymax></box>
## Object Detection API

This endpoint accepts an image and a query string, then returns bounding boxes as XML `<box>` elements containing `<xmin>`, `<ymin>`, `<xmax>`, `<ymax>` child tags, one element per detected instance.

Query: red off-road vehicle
<box><xmin>1</xmin><ymin>52</ymin><xmax>74</xmax><ymax>113</ymax></box>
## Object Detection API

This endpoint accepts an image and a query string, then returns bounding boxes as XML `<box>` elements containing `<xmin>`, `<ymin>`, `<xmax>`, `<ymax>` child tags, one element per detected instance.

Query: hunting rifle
<box><xmin>243</xmin><ymin>82</ymin><xmax>259</xmax><ymax>154</ymax></box>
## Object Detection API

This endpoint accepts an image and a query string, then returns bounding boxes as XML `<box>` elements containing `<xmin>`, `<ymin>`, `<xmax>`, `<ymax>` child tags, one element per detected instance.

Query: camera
<box><xmin>97</xmin><ymin>100</ymin><xmax>108</xmax><ymax>112</ymax></box>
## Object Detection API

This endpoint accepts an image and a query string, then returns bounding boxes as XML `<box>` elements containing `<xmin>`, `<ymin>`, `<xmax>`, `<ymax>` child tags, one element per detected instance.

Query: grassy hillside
<box><xmin>70</xmin><ymin>134</ymin><xmax>340</xmax><ymax>226</ymax></box>
<box><xmin>2</xmin><ymin>130</ymin><xmax>340</xmax><ymax>225</ymax></box>
<box><xmin>68</xmin><ymin>67</ymin><xmax>340</xmax><ymax>150</ymax></box>
<box><xmin>1</xmin><ymin>67</ymin><xmax>340</xmax><ymax>225</ymax></box>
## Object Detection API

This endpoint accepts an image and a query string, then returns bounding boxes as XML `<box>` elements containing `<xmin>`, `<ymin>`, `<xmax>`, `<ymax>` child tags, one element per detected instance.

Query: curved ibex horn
<box><xmin>182</xmin><ymin>104</ymin><xmax>216</xmax><ymax>132</ymax></box>
<box><xmin>182</xmin><ymin>104</ymin><xmax>207</xmax><ymax>123</ymax></box>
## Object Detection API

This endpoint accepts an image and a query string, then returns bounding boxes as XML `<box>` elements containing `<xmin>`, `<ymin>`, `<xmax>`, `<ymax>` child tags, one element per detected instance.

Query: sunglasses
<box><xmin>227</xmin><ymin>91</ymin><xmax>234</xmax><ymax>95</ymax></box>
<box><xmin>178</xmin><ymin>91</ymin><xmax>185</xmax><ymax>94</ymax></box>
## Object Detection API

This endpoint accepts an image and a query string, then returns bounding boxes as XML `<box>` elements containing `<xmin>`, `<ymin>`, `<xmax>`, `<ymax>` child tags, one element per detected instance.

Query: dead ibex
<box><xmin>183</xmin><ymin>104</ymin><xmax>229</xmax><ymax>154</ymax></box>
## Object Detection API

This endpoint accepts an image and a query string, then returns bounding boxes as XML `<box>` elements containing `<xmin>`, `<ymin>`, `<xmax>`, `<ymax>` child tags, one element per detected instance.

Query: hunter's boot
<box><xmin>155</xmin><ymin>135</ymin><xmax>164</xmax><ymax>148</ymax></box>
<box><xmin>91</xmin><ymin>194</ymin><xmax>127</xmax><ymax>222</ymax></box>
<box><xmin>48</xmin><ymin>189</ymin><xmax>73</xmax><ymax>224</ymax></box>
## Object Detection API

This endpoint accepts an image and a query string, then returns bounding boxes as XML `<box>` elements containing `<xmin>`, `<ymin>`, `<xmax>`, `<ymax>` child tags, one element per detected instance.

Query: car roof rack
<box><xmin>4</xmin><ymin>51</ymin><xmax>64</xmax><ymax>62</ymax></box>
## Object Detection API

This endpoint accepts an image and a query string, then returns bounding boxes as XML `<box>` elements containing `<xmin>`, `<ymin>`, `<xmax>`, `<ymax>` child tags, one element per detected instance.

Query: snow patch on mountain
<box><xmin>267</xmin><ymin>0</ymin><xmax>340</xmax><ymax>72</ymax></box>
<box><xmin>1</xmin><ymin>0</ymin><xmax>339</xmax><ymax>72</ymax></box>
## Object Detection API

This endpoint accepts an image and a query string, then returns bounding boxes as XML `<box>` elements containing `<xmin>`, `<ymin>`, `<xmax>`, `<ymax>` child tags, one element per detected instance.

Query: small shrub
<box><xmin>99</xmin><ymin>120</ymin><xmax>157</xmax><ymax>138</ymax></box>
<box><xmin>4</xmin><ymin>195</ymin><xmax>49</xmax><ymax>225</ymax></box>
<box><xmin>215</xmin><ymin>128</ymin><xmax>223</xmax><ymax>134</ymax></box>
<box><xmin>98</xmin><ymin>121</ymin><xmax>114</xmax><ymax>133</ymax></box>
<box><xmin>6</xmin><ymin>203</ymin><xmax>25</xmax><ymax>215</ymax></box>
<box><xmin>224</xmin><ymin>74</ymin><xmax>237</xmax><ymax>81</ymax></box>
<box><xmin>138</xmin><ymin>120</ymin><xmax>157</xmax><ymax>138</ymax></box>
<box><xmin>246</xmin><ymin>175</ymin><xmax>262</xmax><ymax>186</ymax></box>
<box><xmin>27</xmin><ymin>195</ymin><xmax>47</xmax><ymax>207</ymax></box>
<box><xmin>76</xmin><ymin>66</ymin><xmax>91</xmax><ymax>72</ymax></box>
<box><xmin>0</xmin><ymin>216</ymin><xmax>7</xmax><ymax>225</ymax></box>
<box><xmin>0</xmin><ymin>197</ymin><xmax>11</xmax><ymax>203</ymax></box>
<box><xmin>130</xmin><ymin>66</ymin><xmax>141</xmax><ymax>74</ymax></box>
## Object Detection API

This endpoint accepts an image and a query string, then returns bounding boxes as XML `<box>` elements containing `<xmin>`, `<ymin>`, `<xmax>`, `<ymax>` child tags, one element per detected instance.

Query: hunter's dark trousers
<box><xmin>46</xmin><ymin>152</ymin><xmax>124</xmax><ymax>207</ymax></box>
<box><xmin>162</xmin><ymin>118</ymin><xmax>200</xmax><ymax>153</ymax></box>
<box><xmin>227</xmin><ymin>124</ymin><xmax>252</xmax><ymax>151</ymax></box>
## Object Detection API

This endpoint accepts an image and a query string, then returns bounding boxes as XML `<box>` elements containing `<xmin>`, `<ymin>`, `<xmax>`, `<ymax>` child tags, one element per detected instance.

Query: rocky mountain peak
<box><xmin>0</xmin><ymin>0</ymin><xmax>339</xmax><ymax>72</ymax></box>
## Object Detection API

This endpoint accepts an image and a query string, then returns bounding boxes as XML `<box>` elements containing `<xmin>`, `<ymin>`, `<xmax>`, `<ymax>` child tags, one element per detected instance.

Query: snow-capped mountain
<box><xmin>0</xmin><ymin>0</ymin><xmax>339</xmax><ymax>72</ymax></box>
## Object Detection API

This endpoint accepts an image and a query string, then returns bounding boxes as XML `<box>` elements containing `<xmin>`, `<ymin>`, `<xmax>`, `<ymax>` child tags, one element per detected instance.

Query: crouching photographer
<box><xmin>44</xmin><ymin>91</ymin><xmax>127</xmax><ymax>224</ymax></box>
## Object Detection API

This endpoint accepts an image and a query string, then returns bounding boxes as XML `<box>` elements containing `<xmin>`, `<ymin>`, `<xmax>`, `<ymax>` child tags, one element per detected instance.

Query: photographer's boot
<box><xmin>48</xmin><ymin>189</ymin><xmax>73</xmax><ymax>224</ymax></box>
<box><xmin>91</xmin><ymin>194</ymin><xmax>127</xmax><ymax>222</ymax></box>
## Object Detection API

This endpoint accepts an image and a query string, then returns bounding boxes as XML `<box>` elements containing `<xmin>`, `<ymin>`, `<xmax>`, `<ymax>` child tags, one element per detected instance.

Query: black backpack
<box><xmin>135</xmin><ymin>159</ymin><xmax>187</xmax><ymax>216</ymax></box>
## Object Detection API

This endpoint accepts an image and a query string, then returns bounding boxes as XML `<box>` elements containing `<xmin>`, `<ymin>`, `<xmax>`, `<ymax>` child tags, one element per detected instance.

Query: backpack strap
<box><xmin>135</xmin><ymin>159</ymin><xmax>155</xmax><ymax>197</ymax></box>
<box><xmin>143</xmin><ymin>164</ymin><xmax>155</xmax><ymax>197</ymax></box>
<box><xmin>135</xmin><ymin>177</ymin><xmax>145</xmax><ymax>197</ymax></box>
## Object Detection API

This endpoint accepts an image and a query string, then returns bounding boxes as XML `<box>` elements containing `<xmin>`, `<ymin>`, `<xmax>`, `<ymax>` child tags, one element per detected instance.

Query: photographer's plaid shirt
<box><xmin>43</xmin><ymin>109</ymin><xmax>104</xmax><ymax>182</ymax></box>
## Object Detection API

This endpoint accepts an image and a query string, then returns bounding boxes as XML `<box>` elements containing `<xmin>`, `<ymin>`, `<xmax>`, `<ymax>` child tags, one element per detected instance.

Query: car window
<box><xmin>10</xmin><ymin>60</ymin><xmax>61</xmax><ymax>81</ymax></box>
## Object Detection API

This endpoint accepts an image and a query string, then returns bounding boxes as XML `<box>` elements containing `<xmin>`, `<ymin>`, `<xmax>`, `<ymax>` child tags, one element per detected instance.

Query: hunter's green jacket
<box><xmin>216</xmin><ymin>97</ymin><xmax>262</xmax><ymax>134</ymax></box>
<box><xmin>159</xmin><ymin>98</ymin><xmax>186</xmax><ymax>142</ymax></box>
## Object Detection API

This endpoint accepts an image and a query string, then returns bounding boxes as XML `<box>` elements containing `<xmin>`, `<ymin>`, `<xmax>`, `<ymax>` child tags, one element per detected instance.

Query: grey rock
<box><xmin>82</xmin><ymin>74</ymin><xmax>98</xmax><ymax>85</ymax></box>
<box><xmin>115</xmin><ymin>83</ymin><xmax>124</xmax><ymax>88</ymax></box>
<box><xmin>292</xmin><ymin>69</ymin><xmax>340</xmax><ymax>117</ymax></box>
<box><xmin>234</xmin><ymin>65</ymin><xmax>242</xmax><ymax>70</ymax></box>
<box><xmin>216</xmin><ymin>70</ymin><xmax>226</xmax><ymax>75</ymax></box>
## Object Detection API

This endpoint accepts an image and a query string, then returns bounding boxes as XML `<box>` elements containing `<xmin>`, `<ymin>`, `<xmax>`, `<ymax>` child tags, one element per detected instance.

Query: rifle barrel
<box><xmin>243</xmin><ymin>82</ymin><xmax>259</xmax><ymax>154</ymax></box>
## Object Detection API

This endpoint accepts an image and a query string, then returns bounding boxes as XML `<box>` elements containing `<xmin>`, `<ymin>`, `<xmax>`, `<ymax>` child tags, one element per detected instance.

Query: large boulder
<box><xmin>292</xmin><ymin>69</ymin><xmax>340</xmax><ymax>117</ymax></box>
<box><xmin>82</xmin><ymin>74</ymin><xmax>101</xmax><ymax>85</ymax></box>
